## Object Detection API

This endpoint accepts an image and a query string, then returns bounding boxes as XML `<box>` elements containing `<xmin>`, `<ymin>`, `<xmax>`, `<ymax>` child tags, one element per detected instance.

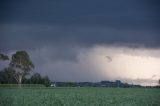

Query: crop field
<box><xmin>0</xmin><ymin>87</ymin><xmax>160</xmax><ymax>106</ymax></box>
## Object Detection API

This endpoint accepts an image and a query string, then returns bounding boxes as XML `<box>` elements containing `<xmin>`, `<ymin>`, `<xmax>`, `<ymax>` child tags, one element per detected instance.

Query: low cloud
<box><xmin>18</xmin><ymin>45</ymin><xmax>160</xmax><ymax>86</ymax></box>
<box><xmin>1</xmin><ymin>24</ymin><xmax>160</xmax><ymax>52</ymax></box>
<box><xmin>119</xmin><ymin>78</ymin><xmax>159</xmax><ymax>86</ymax></box>
<box><xmin>1</xmin><ymin>45</ymin><xmax>160</xmax><ymax>85</ymax></box>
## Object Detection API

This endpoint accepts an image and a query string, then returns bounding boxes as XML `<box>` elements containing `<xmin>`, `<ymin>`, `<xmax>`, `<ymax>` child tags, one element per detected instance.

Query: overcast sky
<box><xmin>0</xmin><ymin>0</ymin><xmax>160</xmax><ymax>85</ymax></box>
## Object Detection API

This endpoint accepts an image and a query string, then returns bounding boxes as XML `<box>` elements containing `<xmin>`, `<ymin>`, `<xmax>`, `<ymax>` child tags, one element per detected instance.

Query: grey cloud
<box><xmin>0</xmin><ymin>0</ymin><xmax>159</xmax><ymax>30</ymax></box>
<box><xmin>0</xmin><ymin>0</ymin><xmax>159</xmax><ymax>51</ymax></box>
<box><xmin>30</xmin><ymin>45</ymin><xmax>81</xmax><ymax>64</ymax></box>
<box><xmin>0</xmin><ymin>61</ymin><xmax>9</xmax><ymax>70</ymax></box>
<box><xmin>31</xmin><ymin>48</ymin><xmax>105</xmax><ymax>82</ymax></box>
<box><xmin>1</xmin><ymin>24</ymin><xmax>159</xmax><ymax>52</ymax></box>
<box><xmin>0</xmin><ymin>0</ymin><xmax>160</xmax><ymax>84</ymax></box>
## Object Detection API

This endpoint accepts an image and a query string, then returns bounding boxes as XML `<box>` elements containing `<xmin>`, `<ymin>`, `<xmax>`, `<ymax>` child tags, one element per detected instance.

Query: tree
<box><xmin>42</xmin><ymin>76</ymin><xmax>51</xmax><ymax>87</ymax></box>
<box><xmin>0</xmin><ymin>53</ymin><xmax>9</xmax><ymax>61</ymax></box>
<box><xmin>159</xmin><ymin>79</ymin><xmax>160</xmax><ymax>86</ymax></box>
<box><xmin>0</xmin><ymin>67</ymin><xmax>16</xmax><ymax>84</ymax></box>
<box><xmin>30</xmin><ymin>73</ymin><xmax>51</xmax><ymax>87</ymax></box>
<box><xmin>31</xmin><ymin>73</ymin><xmax>42</xmax><ymax>84</ymax></box>
<box><xmin>9</xmin><ymin>51</ymin><xmax>34</xmax><ymax>88</ymax></box>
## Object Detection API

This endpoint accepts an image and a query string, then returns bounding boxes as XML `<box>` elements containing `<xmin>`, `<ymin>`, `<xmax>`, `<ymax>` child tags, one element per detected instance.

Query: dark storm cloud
<box><xmin>0</xmin><ymin>0</ymin><xmax>160</xmax><ymax>83</ymax></box>
<box><xmin>0</xmin><ymin>0</ymin><xmax>159</xmax><ymax>29</ymax></box>
<box><xmin>30</xmin><ymin>45</ymin><xmax>80</xmax><ymax>64</ymax></box>
<box><xmin>0</xmin><ymin>24</ymin><xmax>159</xmax><ymax>52</ymax></box>
<box><xmin>0</xmin><ymin>0</ymin><xmax>160</xmax><ymax>51</ymax></box>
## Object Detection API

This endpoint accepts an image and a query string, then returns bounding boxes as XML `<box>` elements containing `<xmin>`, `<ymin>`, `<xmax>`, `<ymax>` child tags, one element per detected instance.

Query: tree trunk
<box><xmin>14</xmin><ymin>74</ymin><xmax>22</xmax><ymax>88</ymax></box>
<box><xmin>18</xmin><ymin>75</ymin><xmax>22</xmax><ymax>88</ymax></box>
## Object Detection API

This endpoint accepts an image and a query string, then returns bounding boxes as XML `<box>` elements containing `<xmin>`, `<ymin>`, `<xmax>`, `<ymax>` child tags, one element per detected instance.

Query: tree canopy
<box><xmin>0</xmin><ymin>51</ymin><xmax>51</xmax><ymax>87</ymax></box>
<box><xmin>0</xmin><ymin>53</ymin><xmax>9</xmax><ymax>61</ymax></box>
<box><xmin>9</xmin><ymin>51</ymin><xmax>34</xmax><ymax>87</ymax></box>
<box><xmin>9</xmin><ymin>51</ymin><xmax>34</xmax><ymax>72</ymax></box>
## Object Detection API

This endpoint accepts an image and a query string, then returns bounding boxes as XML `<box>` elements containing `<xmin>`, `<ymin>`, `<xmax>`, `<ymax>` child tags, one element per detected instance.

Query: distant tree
<box><xmin>9</xmin><ymin>51</ymin><xmax>34</xmax><ymax>88</ymax></box>
<box><xmin>0</xmin><ymin>67</ymin><xmax>16</xmax><ymax>84</ymax></box>
<box><xmin>31</xmin><ymin>73</ymin><xmax>42</xmax><ymax>84</ymax></box>
<box><xmin>0</xmin><ymin>53</ymin><xmax>14</xmax><ymax>84</ymax></box>
<box><xmin>159</xmin><ymin>79</ymin><xmax>160</xmax><ymax>86</ymax></box>
<box><xmin>22</xmin><ymin>77</ymin><xmax>31</xmax><ymax>84</ymax></box>
<box><xmin>31</xmin><ymin>73</ymin><xmax>51</xmax><ymax>87</ymax></box>
<box><xmin>66</xmin><ymin>82</ymin><xmax>77</xmax><ymax>87</ymax></box>
<box><xmin>42</xmin><ymin>76</ymin><xmax>51</xmax><ymax>87</ymax></box>
<box><xmin>0</xmin><ymin>53</ymin><xmax>9</xmax><ymax>61</ymax></box>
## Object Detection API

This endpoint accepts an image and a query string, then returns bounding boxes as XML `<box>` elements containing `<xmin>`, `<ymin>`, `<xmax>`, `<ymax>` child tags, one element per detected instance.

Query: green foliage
<box><xmin>0</xmin><ymin>51</ymin><xmax>51</xmax><ymax>87</ymax></box>
<box><xmin>0</xmin><ymin>68</ymin><xmax>16</xmax><ymax>84</ymax></box>
<box><xmin>0</xmin><ymin>69</ymin><xmax>51</xmax><ymax>87</ymax></box>
<box><xmin>59</xmin><ymin>82</ymin><xmax>77</xmax><ymax>87</ymax></box>
<box><xmin>9</xmin><ymin>51</ymin><xmax>34</xmax><ymax>72</ymax></box>
<box><xmin>0</xmin><ymin>88</ymin><xmax>160</xmax><ymax>106</ymax></box>
<box><xmin>31</xmin><ymin>73</ymin><xmax>42</xmax><ymax>84</ymax></box>
<box><xmin>0</xmin><ymin>53</ymin><xmax>9</xmax><ymax>61</ymax></box>
<box><xmin>9</xmin><ymin>51</ymin><xmax>34</xmax><ymax>87</ymax></box>
<box><xmin>0</xmin><ymin>84</ymin><xmax>45</xmax><ymax>87</ymax></box>
<box><xmin>30</xmin><ymin>73</ymin><xmax>51</xmax><ymax>87</ymax></box>
<box><xmin>42</xmin><ymin>76</ymin><xmax>51</xmax><ymax>87</ymax></box>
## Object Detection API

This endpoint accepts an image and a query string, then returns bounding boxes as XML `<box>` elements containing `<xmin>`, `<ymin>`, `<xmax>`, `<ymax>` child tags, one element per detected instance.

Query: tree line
<box><xmin>0</xmin><ymin>51</ymin><xmax>51</xmax><ymax>87</ymax></box>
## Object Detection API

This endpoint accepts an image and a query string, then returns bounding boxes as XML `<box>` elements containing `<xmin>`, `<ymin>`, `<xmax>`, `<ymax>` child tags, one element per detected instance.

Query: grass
<box><xmin>0</xmin><ymin>87</ymin><xmax>160</xmax><ymax>106</ymax></box>
<box><xmin>0</xmin><ymin>84</ymin><xmax>45</xmax><ymax>88</ymax></box>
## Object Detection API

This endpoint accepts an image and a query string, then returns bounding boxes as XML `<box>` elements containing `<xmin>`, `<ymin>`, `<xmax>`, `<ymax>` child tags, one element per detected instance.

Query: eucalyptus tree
<box><xmin>9</xmin><ymin>51</ymin><xmax>34</xmax><ymax>88</ymax></box>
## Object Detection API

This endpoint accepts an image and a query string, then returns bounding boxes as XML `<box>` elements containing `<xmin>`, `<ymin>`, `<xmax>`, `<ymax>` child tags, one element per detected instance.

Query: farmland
<box><xmin>0</xmin><ymin>87</ymin><xmax>160</xmax><ymax>106</ymax></box>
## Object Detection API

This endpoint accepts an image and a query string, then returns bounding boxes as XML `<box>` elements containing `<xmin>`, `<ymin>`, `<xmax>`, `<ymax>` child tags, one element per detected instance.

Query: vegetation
<box><xmin>0</xmin><ymin>84</ymin><xmax>45</xmax><ymax>88</ymax></box>
<box><xmin>9</xmin><ymin>51</ymin><xmax>34</xmax><ymax>88</ymax></box>
<box><xmin>27</xmin><ymin>73</ymin><xmax>51</xmax><ymax>87</ymax></box>
<box><xmin>0</xmin><ymin>67</ymin><xmax>16</xmax><ymax>84</ymax></box>
<box><xmin>0</xmin><ymin>51</ymin><xmax>51</xmax><ymax>87</ymax></box>
<box><xmin>0</xmin><ymin>69</ymin><xmax>51</xmax><ymax>87</ymax></box>
<box><xmin>0</xmin><ymin>87</ymin><xmax>160</xmax><ymax>106</ymax></box>
<box><xmin>0</xmin><ymin>53</ymin><xmax>9</xmax><ymax>60</ymax></box>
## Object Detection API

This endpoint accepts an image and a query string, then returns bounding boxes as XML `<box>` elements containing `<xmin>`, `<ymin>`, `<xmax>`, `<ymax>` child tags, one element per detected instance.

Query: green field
<box><xmin>0</xmin><ymin>87</ymin><xmax>160</xmax><ymax>106</ymax></box>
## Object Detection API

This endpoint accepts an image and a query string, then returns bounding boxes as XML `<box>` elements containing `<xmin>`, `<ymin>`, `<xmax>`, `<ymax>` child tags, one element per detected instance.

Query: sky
<box><xmin>0</xmin><ymin>0</ymin><xmax>160</xmax><ymax>86</ymax></box>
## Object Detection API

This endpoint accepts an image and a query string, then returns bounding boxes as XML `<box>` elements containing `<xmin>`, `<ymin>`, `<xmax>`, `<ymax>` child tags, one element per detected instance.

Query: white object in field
<box><xmin>50</xmin><ymin>84</ymin><xmax>56</xmax><ymax>87</ymax></box>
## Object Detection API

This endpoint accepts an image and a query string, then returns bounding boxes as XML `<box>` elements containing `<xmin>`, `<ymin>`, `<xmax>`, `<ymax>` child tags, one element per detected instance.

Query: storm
<box><xmin>0</xmin><ymin>0</ymin><xmax>160</xmax><ymax>85</ymax></box>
